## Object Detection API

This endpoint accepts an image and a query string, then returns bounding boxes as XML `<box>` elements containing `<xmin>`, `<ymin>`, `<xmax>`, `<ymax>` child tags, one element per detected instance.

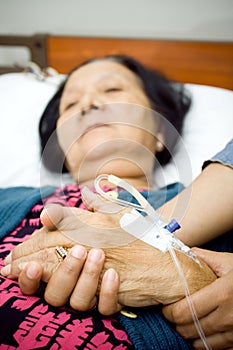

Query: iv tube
<box><xmin>168</xmin><ymin>246</ymin><xmax>211</xmax><ymax>350</ymax></box>
<box><xmin>94</xmin><ymin>174</ymin><xmax>212</xmax><ymax>349</ymax></box>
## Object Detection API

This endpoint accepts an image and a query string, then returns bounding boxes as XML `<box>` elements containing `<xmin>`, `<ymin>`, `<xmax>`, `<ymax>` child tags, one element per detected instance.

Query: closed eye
<box><xmin>105</xmin><ymin>87</ymin><xmax>122</xmax><ymax>93</ymax></box>
<box><xmin>64</xmin><ymin>101</ymin><xmax>78</xmax><ymax>111</ymax></box>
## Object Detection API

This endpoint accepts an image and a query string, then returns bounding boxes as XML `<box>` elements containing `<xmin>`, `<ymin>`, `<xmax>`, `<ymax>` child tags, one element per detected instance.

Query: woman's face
<box><xmin>57</xmin><ymin>59</ymin><xmax>162</xmax><ymax>184</ymax></box>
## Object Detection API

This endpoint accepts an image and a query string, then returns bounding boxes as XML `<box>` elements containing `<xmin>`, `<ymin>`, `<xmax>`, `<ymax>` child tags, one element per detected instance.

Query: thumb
<box><xmin>192</xmin><ymin>247</ymin><xmax>233</xmax><ymax>277</ymax></box>
<box><xmin>40</xmin><ymin>204</ymin><xmax>75</xmax><ymax>229</ymax></box>
<box><xmin>81</xmin><ymin>186</ymin><xmax>123</xmax><ymax>214</ymax></box>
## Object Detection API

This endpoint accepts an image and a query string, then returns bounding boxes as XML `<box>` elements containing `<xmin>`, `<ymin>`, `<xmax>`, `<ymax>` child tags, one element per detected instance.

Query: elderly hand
<box><xmin>163</xmin><ymin>248</ymin><xmax>233</xmax><ymax>350</ymax></box>
<box><xmin>1</xmin><ymin>196</ymin><xmax>216</xmax><ymax>315</ymax></box>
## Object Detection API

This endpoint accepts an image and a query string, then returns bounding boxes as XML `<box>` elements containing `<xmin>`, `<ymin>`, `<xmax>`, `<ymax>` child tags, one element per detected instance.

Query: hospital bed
<box><xmin>0</xmin><ymin>34</ymin><xmax>232</xmax><ymax>188</ymax></box>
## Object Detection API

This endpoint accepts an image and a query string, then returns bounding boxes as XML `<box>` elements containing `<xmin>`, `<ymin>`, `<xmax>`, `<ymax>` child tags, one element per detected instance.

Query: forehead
<box><xmin>64</xmin><ymin>60</ymin><xmax>141</xmax><ymax>90</ymax></box>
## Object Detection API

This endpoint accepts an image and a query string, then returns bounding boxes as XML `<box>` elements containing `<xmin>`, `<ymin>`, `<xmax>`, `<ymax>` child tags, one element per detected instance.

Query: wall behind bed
<box><xmin>1</xmin><ymin>0</ymin><xmax>232</xmax><ymax>68</ymax></box>
<box><xmin>0</xmin><ymin>0</ymin><xmax>233</xmax><ymax>41</ymax></box>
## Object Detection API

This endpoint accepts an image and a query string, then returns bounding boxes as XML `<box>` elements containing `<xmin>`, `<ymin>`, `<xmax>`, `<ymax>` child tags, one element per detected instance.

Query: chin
<box><xmin>97</xmin><ymin>160</ymin><xmax>144</xmax><ymax>179</ymax></box>
<box><xmin>82</xmin><ymin>128</ymin><xmax>113</xmax><ymax>144</ymax></box>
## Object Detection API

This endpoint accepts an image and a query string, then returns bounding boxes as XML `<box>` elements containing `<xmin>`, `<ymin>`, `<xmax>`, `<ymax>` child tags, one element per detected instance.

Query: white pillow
<box><xmin>0</xmin><ymin>72</ymin><xmax>232</xmax><ymax>188</ymax></box>
<box><xmin>154</xmin><ymin>84</ymin><xmax>233</xmax><ymax>187</ymax></box>
<box><xmin>0</xmin><ymin>73</ymin><xmax>61</xmax><ymax>187</ymax></box>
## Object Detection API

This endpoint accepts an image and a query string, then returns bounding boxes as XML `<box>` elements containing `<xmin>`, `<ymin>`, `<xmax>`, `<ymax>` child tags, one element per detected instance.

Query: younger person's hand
<box><xmin>17</xmin><ymin>246</ymin><xmax>122</xmax><ymax>315</ymax></box>
<box><xmin>163</xmin><ymin>248</ymin><xmax>233</xmax><ymax>350</ymax></box>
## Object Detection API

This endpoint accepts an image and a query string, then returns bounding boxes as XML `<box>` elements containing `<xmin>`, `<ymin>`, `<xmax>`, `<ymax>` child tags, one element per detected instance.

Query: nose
<box><xmin>81</xmin><ymin>104</ymin><xmax>98</xmax><ymax>116</ymax></box>
<box><xmin>79</xmin><ymin>92</ymin><xmax>104</xmax><ymax>116</ymax></box>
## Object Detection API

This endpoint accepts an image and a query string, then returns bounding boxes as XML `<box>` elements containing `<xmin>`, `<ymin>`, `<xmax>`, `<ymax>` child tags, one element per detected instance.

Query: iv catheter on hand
<box><xmin>94</xmin><ymin>174</ymin><xmax>211</xmax><ymax>350</ymax></box>
<box><xmin>94</xmin><ymin>174</ymin><xmax>198</xmax><ymax>261</ymax></box>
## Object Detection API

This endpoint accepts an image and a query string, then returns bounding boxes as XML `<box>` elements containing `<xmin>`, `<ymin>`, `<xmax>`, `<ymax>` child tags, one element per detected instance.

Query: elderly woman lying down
<box><xmin>0</xmin><ymin>55</ymin><xmax>221</xmax><ymax>350</ymax></box>
<box><xmin>5</xmin><ymin>151</ymin><xmax>233</xmax><ymax>350</ymax></box>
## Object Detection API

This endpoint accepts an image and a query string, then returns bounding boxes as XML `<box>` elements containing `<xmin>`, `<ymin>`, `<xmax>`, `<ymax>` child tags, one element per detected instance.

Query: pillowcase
<box><xmin>154</xmin><ymin>84</ymin><xmax>233</xmax><ymax>187</ymax></box>
<box><xmin>0</xmin><ymin>72</ymin><xmax>232</xmax><ymax>188</ymax></box>
<box><xmin>0</xmin><ymin>72</ymin><xmax>62</xmax><ymax>187</ymax></box>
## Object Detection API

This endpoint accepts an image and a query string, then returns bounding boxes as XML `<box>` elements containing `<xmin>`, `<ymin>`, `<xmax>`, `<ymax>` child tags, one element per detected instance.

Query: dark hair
<box><xmin>39</xmin><ymin>55</ymin><xmax>191</xmax><ymax>173</ymax></box>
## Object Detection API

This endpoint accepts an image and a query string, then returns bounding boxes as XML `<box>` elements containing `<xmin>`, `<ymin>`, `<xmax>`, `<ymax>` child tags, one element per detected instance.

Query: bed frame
<box><xmin>0</xmin><ymin>34</ymin><xmax>233</xmax><ymax>90</ymax></box>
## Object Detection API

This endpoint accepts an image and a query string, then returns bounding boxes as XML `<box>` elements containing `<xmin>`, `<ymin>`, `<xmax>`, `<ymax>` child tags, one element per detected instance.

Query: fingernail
<box><xmin>105</xmin><ymin>268</ymin><xmax>117</xmax><ymax>281</ymax></box>
<box><xmin>26</xmin><ymin>264</ymin><xmax>39</xmax><ymax>279</ymax></box>
<box><xmin>4</xmin><ymin>252</ymin><xmax>12</xmax><ymax>264</ymax></box>
<box><xmin>89</xmin><ymin>249</ymin><xmax>103</xmax><ymax>261</ymax></box>
<box><xmin>70</xmin><ymin>245</ymin><xmax>86</xmax><ymax>259</ymax></box>
<box><xmin>1</xmin><ymin>264</ymin><xmax>11</xmax><ymax>276</ymax></box>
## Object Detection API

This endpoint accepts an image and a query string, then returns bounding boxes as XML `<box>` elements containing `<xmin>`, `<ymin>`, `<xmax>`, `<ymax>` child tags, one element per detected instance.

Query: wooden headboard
<box><xmin>1</xmin><ymin>34</ymin><xmax>233</xmax><ymax>90</ymax></box>
<box><xmin>47</xmin><ymin>36</ymin><xmax>233</xmax><ymax>90</ymax></box>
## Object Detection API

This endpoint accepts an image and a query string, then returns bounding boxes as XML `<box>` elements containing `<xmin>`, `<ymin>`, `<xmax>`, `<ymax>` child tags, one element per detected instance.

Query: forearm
<box><xmin>159</xmin><ymin>163</ymin><xmax>233</xmax><ymax>247</ymax></box>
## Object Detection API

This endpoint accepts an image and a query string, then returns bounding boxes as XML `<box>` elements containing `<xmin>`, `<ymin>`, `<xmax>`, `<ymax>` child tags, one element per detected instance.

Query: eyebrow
<box><xmin>97</xmin><ymin>70</ymin><xmax>144</xmax><ymax>89</ymax></box>
<box><xmin>64</xmin><ymin>73</ymin><xmax>126</xmax><ymax>96</ymax></box>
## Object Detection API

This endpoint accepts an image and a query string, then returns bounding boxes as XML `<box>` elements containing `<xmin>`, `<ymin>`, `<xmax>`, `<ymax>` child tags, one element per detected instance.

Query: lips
<box><xmin>83</xmin><ymin>123</ymin><xmax>109</xmax><ymax>135</ymax></box>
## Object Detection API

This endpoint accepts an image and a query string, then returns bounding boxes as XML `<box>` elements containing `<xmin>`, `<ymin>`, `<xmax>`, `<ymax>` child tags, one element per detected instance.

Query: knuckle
<box><xmin>84</xmin><ymin>267</ymin><xmax>99</xmax><ymax>279</ymax></box>
<box><xmin>83</xmin><ymin>262</ymin><xmax>102</xmax><ymax>279</ymax></box>
<box><xmin>36</xmin><ymin>231</ymin><xmax>48</xmax><ymax>250</ymax></box>
<box><xmin>38</xmin><ymin>248</ymin><xmax>50</xmax><ymax>262</ymax></box>
<box><xmin>11</xmin><ymin>243</ymin><xmax>27</xmax><ymax>260</ymax></box>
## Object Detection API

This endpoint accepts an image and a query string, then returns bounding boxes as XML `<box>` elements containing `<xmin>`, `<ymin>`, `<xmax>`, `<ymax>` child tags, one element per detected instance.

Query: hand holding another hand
<box><xmin>163</xmin><ymin>248</ymin><xmax>233</xmax><ymax>350</ymax></box>
<box><xmin>2</xmin><ymin>197</ymin><xmax>216</xmax><ymax>316</ymax></box>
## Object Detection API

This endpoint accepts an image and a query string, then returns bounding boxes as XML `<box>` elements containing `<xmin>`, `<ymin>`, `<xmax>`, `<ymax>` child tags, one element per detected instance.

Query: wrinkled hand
<box><xmin>2</xmin><ymin>187</ymin><xmax>131</xmax><ymax>282</ymax></box>
<box><xmin>2</xmin><ymin>187</ymin><xmax>128</xmax><ymax>314</ymax></box>
<box><xmin>163</xmin><ymin>248</ymin><xmax>233</xmax><ymax>350</ymax></box>
<box><xmin>1</xmin><ymin>189</ymin><xmax>216</xmax><ymax>315</ymax></box>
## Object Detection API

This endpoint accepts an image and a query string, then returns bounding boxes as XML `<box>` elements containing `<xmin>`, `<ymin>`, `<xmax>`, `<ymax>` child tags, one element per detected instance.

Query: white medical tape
<box><xmin>120</xmin><ymin>209</ymin><xmax>172</xmax><ymax>252</ymax></box>
<box><xmin>120</xmin><ymin>209</ymin><xmax>198</xmax><ymax>263</ymax></box>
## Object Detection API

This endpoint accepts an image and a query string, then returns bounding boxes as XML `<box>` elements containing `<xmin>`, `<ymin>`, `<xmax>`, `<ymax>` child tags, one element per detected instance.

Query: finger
<box><xmin>175</xmin><ymin>308</ymin><xmax>219</xmax><ymax>339</ymax></box>
<box><xmin>176</xmin><ymin>285</ymin><xmax>233</xmax><ymax>339</ymax></box>
<box><xmin>163</xmin><ymin>278</ymin><xmax>221</xmax><ymax>324</ymax></box>
<box><xmin>5</xmin><ymin>228</ymin><xmax>72</xmax><ymax>264</ymax></box>
<box><xmin>3</xmin><ymin>229</ymin><xmax>46</xmax><ymax>265</ymax></box>
<box><xmin>81</xmin><ymin>186</ymin><xmax>122</xmax><ymax>213</ymax></box>
<box><xmin>98</xmin><ymin>268</ymin><xmax>122</xmax><ymax>315</ymax></box>
<box><xmin>192</xmin><ymin>330</ymin><xmax>233</xmax><ymax>350</ymax></box>
<box><xmin>4</xmin><ymin>251</ymin><xmax>12</xmax><ymax>265</ymax></box>
<box><xmin>18</xmin><ymin>261</ymin><xmax>43</xmax><ymax>295</ymax></box>
<box><xmin>40</xmin><ymin>204</ymin><xmax>80</xmax><ymax>229</ymax></box>
<box><xmin>1</xmin><ymin>247</ymin><xmax>59</xmax><ymax>281</ymax></box>
<box><xmin>192</xmin><ymin>248</ymin><xmax>233</xmax><ymax>277</ymax></box>
<box><xmin>69</xmin><ymin>248</ymin><xmax>105</xmax><ymax>311</ymax></box>
<box><xmin>44</xmin><ymin>245</ymin><xmax>87</xmax><ymax>307</ymax></box>
<box><xmin>4</xmin><ymin>228</ymin><xmax>48</xmax><ymax>263</ymax></box>
<box><xmin>40</xmin><ymin>204</ymin><xmax>65</xmax><ymax>228</ymax></box>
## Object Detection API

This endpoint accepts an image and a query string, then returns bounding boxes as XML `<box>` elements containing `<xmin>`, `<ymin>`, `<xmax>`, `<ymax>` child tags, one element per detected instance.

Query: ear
<box><xmin>155</xmin><ymin>132</ymin><xmax>165</xmax><ymax>152</ymax></box>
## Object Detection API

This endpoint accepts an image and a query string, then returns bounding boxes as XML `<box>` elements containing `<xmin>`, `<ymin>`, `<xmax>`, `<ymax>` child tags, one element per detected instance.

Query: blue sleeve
<box><xmin>202</xmin><ymin>139</ymin><xmax>233</xmax><ymax>169</ymax></box>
